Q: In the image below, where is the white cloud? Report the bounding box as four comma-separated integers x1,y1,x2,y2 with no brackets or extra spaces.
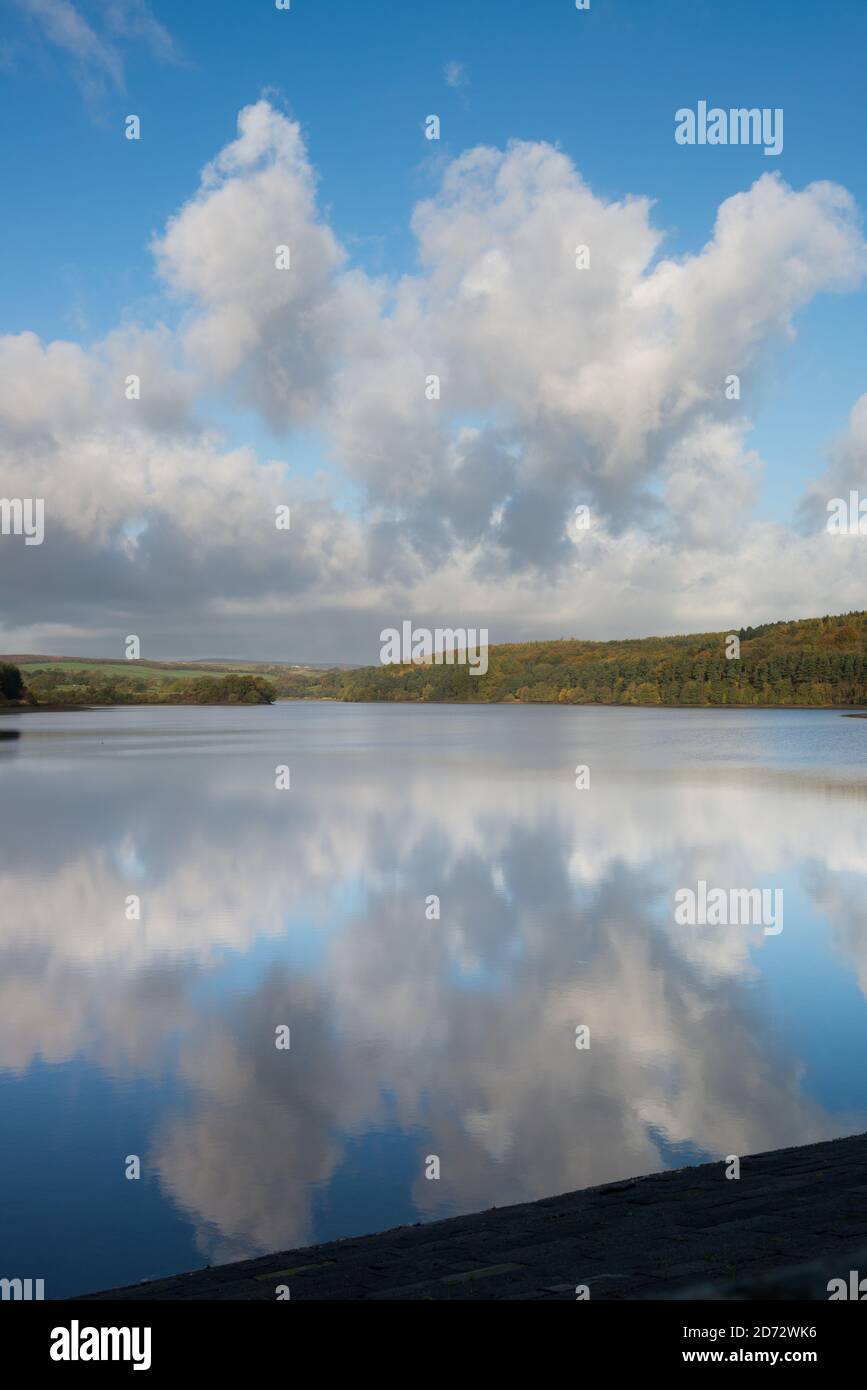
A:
153,101,350,428
14,0,122,87
3,101,867,658
799,391,867,532
12,0,179,105
98,0,178,63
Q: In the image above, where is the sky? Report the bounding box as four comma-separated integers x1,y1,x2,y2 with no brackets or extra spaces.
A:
1,0,866,662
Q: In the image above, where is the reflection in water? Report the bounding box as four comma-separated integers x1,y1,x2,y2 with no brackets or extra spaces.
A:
1,703,866,1294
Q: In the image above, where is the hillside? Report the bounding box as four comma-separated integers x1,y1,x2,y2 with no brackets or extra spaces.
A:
5,611,867,708
4,660,277,707
4,657,334,706
334,610,867,707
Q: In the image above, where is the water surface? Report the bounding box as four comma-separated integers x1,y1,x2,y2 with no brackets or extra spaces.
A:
1,703,866,1296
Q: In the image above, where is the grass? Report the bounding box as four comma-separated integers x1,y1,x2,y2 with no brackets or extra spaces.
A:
19,661,239,681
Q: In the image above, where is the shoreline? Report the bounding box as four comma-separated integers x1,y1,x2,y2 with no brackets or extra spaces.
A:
77,1130,867,1301
2,700,866,715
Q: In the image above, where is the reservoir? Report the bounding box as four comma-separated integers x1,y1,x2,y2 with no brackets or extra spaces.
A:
1,702,865,1296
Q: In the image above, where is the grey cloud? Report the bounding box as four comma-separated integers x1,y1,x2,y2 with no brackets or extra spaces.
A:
4,104,867,654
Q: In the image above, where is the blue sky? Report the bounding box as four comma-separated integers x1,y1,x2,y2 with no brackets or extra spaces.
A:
3,0,866,511
1,0,866,659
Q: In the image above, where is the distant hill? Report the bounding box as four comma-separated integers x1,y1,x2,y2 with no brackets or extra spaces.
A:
330,610,867,707
1,656,346,706
5,611,867,707
4,656,333,674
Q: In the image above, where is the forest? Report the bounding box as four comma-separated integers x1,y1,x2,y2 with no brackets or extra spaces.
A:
4,611,867,709
322,611,867,707
7,667,276,706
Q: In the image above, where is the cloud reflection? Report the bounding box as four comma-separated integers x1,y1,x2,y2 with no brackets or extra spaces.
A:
1,707,865,1266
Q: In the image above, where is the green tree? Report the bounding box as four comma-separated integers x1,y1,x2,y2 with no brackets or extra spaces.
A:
0,663,25,702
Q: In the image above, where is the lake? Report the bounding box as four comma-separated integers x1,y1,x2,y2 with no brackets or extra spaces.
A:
1,702,866,1297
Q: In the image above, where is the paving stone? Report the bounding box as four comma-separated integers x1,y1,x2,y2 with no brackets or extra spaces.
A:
76,1130,867,1301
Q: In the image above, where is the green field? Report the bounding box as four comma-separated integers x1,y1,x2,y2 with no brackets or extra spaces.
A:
4,659,279,707
19,661,241,681
2,655,343,706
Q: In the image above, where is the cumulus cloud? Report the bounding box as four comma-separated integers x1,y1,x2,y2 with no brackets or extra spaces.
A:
798,391,867,534
330,150,865,569
153,101,350,429
3,100,867,658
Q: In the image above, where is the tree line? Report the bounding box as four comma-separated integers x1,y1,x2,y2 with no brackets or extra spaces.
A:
292,611,867,707
5,611,867,709
13,667,276,706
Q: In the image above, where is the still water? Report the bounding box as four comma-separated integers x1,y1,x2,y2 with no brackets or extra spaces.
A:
1,702,866,1296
